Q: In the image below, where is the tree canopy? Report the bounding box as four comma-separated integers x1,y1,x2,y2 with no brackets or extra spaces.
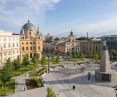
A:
87,51,92,58
54,38,60,41
77,37,91,41
46,87,57,97
72,52,76,58
66,50,70,57
41,54,47,67
22,53,29,70
93,52,98,61
110,53,113,59
56,55,61,64
35,53,40,60
80,51,84,61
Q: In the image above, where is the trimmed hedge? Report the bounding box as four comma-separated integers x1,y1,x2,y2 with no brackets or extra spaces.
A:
37,68,48,76
35,78,41,87
52,65,64,68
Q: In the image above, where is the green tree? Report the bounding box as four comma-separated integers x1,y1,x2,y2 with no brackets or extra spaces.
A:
47,53,50,73
46,87,57,97
75,50,78,56
93,52,98,62
0,58,13,90
12,59,20,76
17,55,21,65
80,51,84,61
77,37,91,41
87,51,92,58
112,51,116,58
66,50,70,58
35,53,40,60
22,53,29,70
41,54,47,67
99,52,101,59
110,53,113,60
51,54,55,61
32,57,39,69
29,69,37,87
56,55,61,65
54,38,60,41
72,52,76,58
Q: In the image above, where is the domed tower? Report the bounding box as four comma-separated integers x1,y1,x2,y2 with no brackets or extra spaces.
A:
68,30,75,42
20,20,43,59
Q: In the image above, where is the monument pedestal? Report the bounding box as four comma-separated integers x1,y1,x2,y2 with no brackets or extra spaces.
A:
95,69,115,82
95,49,115,82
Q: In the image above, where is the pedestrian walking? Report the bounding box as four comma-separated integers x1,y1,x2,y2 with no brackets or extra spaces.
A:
87,72,91,81
73,84,75,90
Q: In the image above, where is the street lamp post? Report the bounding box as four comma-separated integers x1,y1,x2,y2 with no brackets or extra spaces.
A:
47,53,50,73
113,85,117,97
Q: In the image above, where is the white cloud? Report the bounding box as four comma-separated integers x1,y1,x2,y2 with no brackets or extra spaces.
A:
0,0,61,27
72,17,117,35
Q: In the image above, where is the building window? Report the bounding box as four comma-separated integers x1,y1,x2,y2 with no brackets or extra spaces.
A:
72,48,74,50
13,56,15,59
23,37,24,39
22,54,24,57
33,42,35,44
9,37,10,41
56,47,57,49
76,48,77,50
4,44,6,48
9,44,10,47
78,48,79,50
26,42,28,45
26,47,28,50
4,37,6,41
13,43,14,47
33,47,35,50
22,47,24,50
4,52,6,55
22,42,24,44
29,32,31,35
17,37,18,40
39,37,40,39
30,38,31,40
30,42,32,44
30,47,32,50
17,43,18,46
38,42,40,44
17,50,18,53
13,51,15,54
13,37,14,41
4,58,6,61
38,46,40,50
9,52,10,55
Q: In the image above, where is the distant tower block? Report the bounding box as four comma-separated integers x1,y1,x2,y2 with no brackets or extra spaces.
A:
87,32,88,38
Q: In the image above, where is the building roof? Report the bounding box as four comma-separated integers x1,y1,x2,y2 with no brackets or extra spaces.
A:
81,41,101,43
51,42,59,46
58,42,66,47
23,20,36,30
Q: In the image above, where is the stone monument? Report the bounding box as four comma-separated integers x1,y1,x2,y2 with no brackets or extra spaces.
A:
95,40,115,82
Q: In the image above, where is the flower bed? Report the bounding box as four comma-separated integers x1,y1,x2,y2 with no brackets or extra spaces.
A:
35,78,41,87
37,68,48,76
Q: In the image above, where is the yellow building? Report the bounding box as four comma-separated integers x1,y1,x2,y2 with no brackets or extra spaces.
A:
20,20,43,59
80,41,102,55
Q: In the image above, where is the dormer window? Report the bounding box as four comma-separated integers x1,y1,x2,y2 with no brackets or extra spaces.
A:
29,32,31,35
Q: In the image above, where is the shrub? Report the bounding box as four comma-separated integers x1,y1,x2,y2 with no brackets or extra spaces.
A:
37,68,48,76
35,78,41,87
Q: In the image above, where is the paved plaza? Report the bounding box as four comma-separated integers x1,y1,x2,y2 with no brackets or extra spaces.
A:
3,58,117,97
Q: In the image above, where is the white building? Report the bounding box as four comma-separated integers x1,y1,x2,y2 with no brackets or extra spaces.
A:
0,30,20,66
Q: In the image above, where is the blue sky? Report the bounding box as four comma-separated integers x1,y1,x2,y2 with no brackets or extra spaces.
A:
0,0,117,38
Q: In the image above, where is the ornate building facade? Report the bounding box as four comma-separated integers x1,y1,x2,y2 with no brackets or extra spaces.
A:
0,30,20,65
20,20,43,59
51,31,80,56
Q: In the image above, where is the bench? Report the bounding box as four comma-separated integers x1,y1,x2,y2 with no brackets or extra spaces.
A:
6,92,12,96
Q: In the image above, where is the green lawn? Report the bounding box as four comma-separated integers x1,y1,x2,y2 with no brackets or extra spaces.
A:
13,64,34,77
66,58,84,62
38,60,55,65
0,79,15,96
